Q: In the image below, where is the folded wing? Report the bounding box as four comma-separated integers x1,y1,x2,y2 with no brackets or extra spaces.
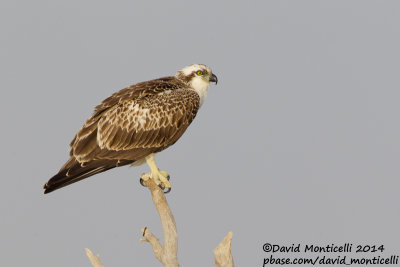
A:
44,83,200,193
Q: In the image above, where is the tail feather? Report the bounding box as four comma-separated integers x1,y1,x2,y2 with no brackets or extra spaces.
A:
43,158,133,194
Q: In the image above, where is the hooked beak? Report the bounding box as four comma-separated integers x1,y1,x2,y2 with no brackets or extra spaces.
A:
209,73,218,84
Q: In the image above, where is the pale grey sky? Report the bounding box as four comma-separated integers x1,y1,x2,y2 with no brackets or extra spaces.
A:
1,1,400,266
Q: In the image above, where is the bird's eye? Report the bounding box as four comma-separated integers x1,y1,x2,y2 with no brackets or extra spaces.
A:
196,70,203,75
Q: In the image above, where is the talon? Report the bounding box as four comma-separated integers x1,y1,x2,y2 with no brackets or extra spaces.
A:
140,163,172,193
140,173,152,187
144,155,172,193
159,170,170,179
164,187,171,194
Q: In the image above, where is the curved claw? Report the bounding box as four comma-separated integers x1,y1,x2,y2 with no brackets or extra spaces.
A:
164,187,171,194
140,172,171,193
157,183,171,194
162,175,170,193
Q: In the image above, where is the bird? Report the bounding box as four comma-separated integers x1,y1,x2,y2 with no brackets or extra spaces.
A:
43,64,218,194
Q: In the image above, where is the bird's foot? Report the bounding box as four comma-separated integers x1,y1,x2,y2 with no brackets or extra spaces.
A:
139,173,151,187
140,169,171,193
157,171,171,193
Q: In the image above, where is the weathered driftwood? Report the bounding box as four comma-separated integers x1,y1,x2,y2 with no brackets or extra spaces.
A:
85,248,104,267
214,232,234,267
140,178,180,266
86,178,234,267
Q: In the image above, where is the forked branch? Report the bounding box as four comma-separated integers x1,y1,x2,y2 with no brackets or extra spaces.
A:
140,178,180,267
85,248,104,267
86,178,234,267
214,232,234,267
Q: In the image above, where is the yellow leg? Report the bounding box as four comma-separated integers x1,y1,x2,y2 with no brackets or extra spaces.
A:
142,154,171,189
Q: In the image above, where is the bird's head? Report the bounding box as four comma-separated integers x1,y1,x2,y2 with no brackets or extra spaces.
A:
176,64,218,88
176,64,217,106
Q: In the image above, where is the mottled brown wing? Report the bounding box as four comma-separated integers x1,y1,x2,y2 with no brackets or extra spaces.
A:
71,88,200,162
92,76,183,117
69,77,189,161
97,89,200,152
44,77,197,193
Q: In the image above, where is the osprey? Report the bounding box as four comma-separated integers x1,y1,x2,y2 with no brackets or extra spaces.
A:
43,64,218,194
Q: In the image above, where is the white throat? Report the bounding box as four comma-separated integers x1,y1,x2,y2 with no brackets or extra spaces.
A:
177,64,213,108
190,78,209,107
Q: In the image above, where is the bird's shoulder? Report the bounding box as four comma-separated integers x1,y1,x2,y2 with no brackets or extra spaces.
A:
70,76,200,159
92,76,189,117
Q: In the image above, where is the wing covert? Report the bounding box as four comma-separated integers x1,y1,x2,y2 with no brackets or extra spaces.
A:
97,89,200,151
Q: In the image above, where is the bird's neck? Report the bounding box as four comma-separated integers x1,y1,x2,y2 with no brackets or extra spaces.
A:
189,78,209,107
176,73,209,107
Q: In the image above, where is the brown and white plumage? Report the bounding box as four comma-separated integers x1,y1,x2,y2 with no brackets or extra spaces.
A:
44,64,218,194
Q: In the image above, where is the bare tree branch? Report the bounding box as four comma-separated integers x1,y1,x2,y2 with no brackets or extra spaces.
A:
140,226,163,262
214,232,234,267
141,178,180,267
85,178,234,267
85,248,104,267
